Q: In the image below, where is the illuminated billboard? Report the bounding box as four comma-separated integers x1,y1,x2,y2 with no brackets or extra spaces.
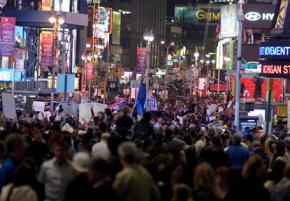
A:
175,5,220,25
259,41,290,59
260,61,290,78
220,4,238,38
95,7,113,34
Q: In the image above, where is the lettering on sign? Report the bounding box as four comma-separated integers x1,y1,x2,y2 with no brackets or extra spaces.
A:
260,63,290,78
195,9,221,21
260,46,290,56
245,11,274,22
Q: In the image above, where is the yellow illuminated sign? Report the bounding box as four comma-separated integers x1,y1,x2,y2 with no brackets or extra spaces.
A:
195,9,221,21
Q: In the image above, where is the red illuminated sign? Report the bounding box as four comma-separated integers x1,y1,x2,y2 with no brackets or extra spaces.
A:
260,61,290,78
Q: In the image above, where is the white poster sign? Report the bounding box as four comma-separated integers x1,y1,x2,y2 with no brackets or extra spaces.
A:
92,103,107,115
60,103,74,116
33,101,46,112
79,103,92,124
2,93,16,119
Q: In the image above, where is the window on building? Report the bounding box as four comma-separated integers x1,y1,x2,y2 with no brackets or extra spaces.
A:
121,38,131,49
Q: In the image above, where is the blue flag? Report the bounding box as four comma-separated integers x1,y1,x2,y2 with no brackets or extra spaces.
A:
135,80,146,115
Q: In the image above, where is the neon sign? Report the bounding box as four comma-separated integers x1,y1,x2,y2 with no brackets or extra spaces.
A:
259,46,290,56
259,41,290,59
260,62,290,78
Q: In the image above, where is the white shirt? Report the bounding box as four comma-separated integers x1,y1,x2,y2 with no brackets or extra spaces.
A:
38,158,75,201
0,184,38,201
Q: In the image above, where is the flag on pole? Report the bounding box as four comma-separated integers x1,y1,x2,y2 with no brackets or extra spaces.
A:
135,80,146,116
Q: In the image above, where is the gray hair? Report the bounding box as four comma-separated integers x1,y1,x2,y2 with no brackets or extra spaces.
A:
118,142,139,163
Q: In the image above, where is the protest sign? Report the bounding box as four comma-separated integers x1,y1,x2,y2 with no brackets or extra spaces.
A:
33,101,46,112
79,103,92,124
92,103,107,115
2,93,16,119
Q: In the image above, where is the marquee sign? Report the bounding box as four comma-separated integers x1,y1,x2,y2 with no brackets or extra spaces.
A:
260,61,290,78
259,41,290,59
175,5,221,25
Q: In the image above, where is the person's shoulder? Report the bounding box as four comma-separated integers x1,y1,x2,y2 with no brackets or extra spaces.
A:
2,157,16,170
41,158,55,168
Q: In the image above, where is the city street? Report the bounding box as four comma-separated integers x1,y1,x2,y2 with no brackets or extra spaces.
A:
0,0,289,201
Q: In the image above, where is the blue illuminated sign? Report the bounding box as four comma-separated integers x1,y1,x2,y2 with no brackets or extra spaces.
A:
259,41,290,59
260,46,290,56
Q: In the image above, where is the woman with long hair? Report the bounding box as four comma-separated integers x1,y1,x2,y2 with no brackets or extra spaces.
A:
193,163,223,201
0,159,39,201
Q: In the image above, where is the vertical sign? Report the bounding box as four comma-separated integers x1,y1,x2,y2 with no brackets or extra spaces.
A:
112,11,121,45
41,32,54,67
95,7,113,34
86,63,94,81
198,77,207,96
136,48,148,74
274,0,289,30
41,0,52,11
15,48,24,72
82,70,87,92
220,4,238,38
0,17,16,56
2,93,16,119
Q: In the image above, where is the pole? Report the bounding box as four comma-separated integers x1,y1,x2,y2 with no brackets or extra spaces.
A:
51,26,57,112
217,68,220,94
146,41,150,108
165,46,169,98
12,61,15,95
105,34,110,103
265,79,273,135
88,80,91,100
234,0,244,130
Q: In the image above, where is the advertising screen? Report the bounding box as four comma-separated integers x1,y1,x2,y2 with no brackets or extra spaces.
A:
220,4,238,38
260,61,290,78
259,41,290,59
175,5,220,25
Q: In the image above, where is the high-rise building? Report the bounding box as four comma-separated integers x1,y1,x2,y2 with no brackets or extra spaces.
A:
100,0,167,70
1,0,88,93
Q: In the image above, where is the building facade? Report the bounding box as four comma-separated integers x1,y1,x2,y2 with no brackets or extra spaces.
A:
1,0,88,94
101,0,167,70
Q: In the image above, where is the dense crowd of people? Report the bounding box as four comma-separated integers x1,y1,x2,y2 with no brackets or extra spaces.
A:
0,95,289,201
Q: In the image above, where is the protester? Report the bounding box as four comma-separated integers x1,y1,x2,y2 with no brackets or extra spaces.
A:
38,141,75,201
193,163,223,201
0,160,38,201
133,112,154,140
113,142,161,201
271,163,290,201
225,133,250,169
235,156,271,201
172,184,194,201
0,135,26,190
0,94,288,201
64,152,91,201
87,159,119,201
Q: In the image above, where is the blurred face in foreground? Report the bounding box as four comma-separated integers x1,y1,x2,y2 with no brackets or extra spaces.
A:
256,129,264,138
53,144,66,164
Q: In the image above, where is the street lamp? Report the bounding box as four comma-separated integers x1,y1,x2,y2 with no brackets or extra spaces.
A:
143,30,154,105
161,41,174,97
192,49,200,96
49,12,65,110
